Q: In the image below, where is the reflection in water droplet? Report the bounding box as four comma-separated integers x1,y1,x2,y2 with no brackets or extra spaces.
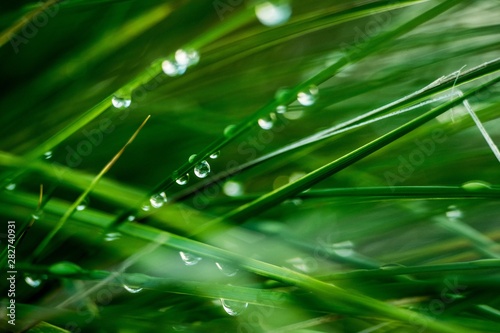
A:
150,192,168,209
194,160,210,178
258,113,277,130
5,183,16,191
104,232,122,242
123,284,143,294
331,241,354,257
223,181,244,197
112,95,131,109
175,49,200,67
446,205,463,220
215,262,239,277
209,151,220,159
162,59,187,77
255,1,292,27
25,275,42,288
44,151,53,159
223,124,238,138
220,299,248,316
179,251,202,266
175,173,190,185
297,85,319,106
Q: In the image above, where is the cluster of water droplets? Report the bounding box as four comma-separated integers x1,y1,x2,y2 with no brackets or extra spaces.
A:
162,48,200,77
255,1,292,27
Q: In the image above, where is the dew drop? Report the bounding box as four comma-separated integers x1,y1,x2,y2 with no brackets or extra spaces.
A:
25,275,42,288
175,48,200,67
286,257,315,273
209,151,220,159
5,183,16,191
112,95,131,109
141,203,151,212
297,85,319,106
150,192,168,209
188,154,197,163
127,215,136,222
223,181,244,197
43,151,53,159
380,263,406,270
76,197,89,211
215,262,239,277
31,209,44,221
161,59,187,77
104,232,122,242
461,180,492,192
258,112,277,130
194,160,210,178
223,124,238,138
276,105,287,114
179,251,202,266
175,173,190,185
255,1,292,27
123,284,143,294
331,241,354,257
220,299,248,316
283,109,304,120
446,205,463,220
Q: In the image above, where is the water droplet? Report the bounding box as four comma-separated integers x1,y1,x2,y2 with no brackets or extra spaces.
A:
188,154,197,163
283,109,304,120
161,59,187,77
215,262,239,277
112,95,131,109
331,241,354,257
175,173,190,185
275,87,291,102
31,210,44,220
104,232,121,242
175,48,200,67
380,263,406,270
127,215,136,222
461,180,491,192
258,112,277,130
446,205,463,220
286,257,315,272
194,160,210,178
223,181,244,197
209,151,220,159
276,105,287,114
224,124,238,138
141,203,151,212
76,197,89,211
179,251,202,266
297,85,319,106
255,1,292,27
5,183,16,191
123,284,143,294
150,192,168,209
220,299,248,316
25,275,42,288
43,151,53,159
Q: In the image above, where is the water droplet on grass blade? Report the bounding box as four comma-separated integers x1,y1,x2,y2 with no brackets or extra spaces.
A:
112,95,131,109
461,180,491,192
276,105,287,114
297,85,319,106
5,183,16,191
32,209,44,220
210,151,220,159
175,173,190,185
223,124,238,138
150,192,167,208
255,1,292,27
104,232,122,242
25,275,42,288
215,262,239,277
258,113,277,130
76,197,89,211
179,251,202,266
331,241,354,257
44,151,52,159
123,284,143,294
141,203,151,212
220,299,248,316
194,160,210,178
175,48,200,67
161,59,187,77
446,205,463,220
188,154,197,163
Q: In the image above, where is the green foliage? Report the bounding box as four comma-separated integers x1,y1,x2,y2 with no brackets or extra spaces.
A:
1,1,500,332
